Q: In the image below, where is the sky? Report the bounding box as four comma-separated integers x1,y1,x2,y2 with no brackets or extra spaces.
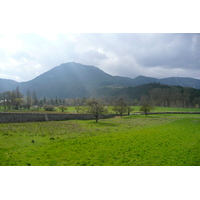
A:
0,33,200,82
0,1,200,83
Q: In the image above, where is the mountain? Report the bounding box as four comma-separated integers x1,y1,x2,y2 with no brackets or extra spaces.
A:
19,62,137,98
132,76,200,89
160,77,200,88
1,62,140,98
0,78,18,92
1,62,200,98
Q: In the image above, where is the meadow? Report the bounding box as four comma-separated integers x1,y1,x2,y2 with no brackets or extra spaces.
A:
0,113,200,166
0,105,199,113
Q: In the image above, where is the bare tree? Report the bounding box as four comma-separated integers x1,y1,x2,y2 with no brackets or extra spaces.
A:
58,105,68,112
112,98,127,116
195,104,199,111
127,106,134,115
74,106,82,113
86,99,105,122
140,104,152,116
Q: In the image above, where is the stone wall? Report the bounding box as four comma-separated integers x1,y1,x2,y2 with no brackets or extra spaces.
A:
133,111,200,115
146,112,200,115
0,112,117,123
1,111,199,123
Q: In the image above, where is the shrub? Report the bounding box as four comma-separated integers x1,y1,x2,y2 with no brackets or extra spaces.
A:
58,105,67,112
32,105,40,111
44,104,55,111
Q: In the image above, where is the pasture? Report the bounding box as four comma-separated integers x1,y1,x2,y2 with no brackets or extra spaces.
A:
0,114,200,166
0,105,199,113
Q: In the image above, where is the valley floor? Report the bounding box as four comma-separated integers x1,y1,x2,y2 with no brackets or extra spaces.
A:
0,114,200,166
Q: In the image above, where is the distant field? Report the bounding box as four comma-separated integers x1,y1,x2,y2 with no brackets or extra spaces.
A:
0,114,200,166
59,106,200,113
1,106,199,113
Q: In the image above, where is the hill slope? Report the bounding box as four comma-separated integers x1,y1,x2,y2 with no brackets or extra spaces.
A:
92,82,200,107
19,62,137,98
1,62,200,98
0,78,18,92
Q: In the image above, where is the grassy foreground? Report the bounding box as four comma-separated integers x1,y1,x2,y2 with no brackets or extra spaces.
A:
0,114,200,166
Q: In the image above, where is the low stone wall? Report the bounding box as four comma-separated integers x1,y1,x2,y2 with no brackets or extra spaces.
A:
134,111,200,115
0,112,117,123
148,111,200,115
1,111,199,123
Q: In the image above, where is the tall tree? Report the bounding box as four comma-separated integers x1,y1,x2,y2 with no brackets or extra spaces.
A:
32,91,38,105
55,96,58,105
5,91,12,110
2,93,6,110
14,98,24,110
26,90,32,110
11,90,17,109
16,86,23,98
11,87,23,110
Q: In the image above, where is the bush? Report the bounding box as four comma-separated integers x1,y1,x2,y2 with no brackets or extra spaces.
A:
44,104,55,111
32,105,40,111
58,105,67,112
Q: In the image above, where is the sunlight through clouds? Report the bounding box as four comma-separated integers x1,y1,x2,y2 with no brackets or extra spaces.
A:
0,33,200,81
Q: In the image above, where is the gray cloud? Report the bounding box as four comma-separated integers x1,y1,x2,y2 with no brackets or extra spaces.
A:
0,33,200,82
133,34,200,69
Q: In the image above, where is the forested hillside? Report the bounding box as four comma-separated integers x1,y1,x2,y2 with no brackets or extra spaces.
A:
91,83,200,108
1,62,200,99
1,82,200,110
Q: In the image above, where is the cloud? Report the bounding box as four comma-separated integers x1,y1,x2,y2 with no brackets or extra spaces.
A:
0,33,200,81
133,34,200,69
76,49,109,66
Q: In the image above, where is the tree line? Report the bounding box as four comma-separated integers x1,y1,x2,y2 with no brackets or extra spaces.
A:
0,87,87,110
1,83,200,112
92,83,200,108
0,87,38,110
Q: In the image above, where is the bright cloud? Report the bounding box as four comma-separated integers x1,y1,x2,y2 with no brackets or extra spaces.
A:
0,33,200,82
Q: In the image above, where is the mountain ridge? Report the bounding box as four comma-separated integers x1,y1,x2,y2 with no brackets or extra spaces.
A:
1,62,200,98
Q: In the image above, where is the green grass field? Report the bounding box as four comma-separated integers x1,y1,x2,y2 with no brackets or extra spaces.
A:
1,105,199,113
0,114,200,166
